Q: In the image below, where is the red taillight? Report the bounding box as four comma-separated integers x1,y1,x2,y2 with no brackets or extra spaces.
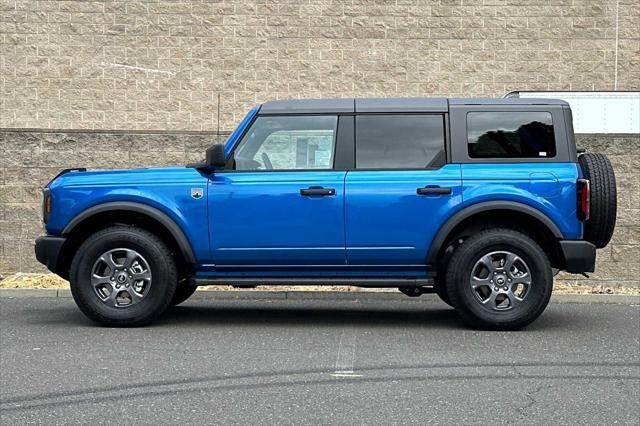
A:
577,179,590,221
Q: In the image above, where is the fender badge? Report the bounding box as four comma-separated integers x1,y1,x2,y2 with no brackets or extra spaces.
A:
191,188,203,199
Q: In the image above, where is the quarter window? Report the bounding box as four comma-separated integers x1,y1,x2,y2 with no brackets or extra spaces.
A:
467,111,556,158
234,115,337,170
355,115,446,169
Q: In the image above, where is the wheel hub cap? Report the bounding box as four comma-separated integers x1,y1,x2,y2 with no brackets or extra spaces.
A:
91,248,152,308
470,250,532,311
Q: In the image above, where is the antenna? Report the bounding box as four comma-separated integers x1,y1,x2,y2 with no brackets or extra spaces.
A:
217,92,221,144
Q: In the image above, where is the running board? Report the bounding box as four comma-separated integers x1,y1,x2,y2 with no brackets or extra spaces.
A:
190,277,434,287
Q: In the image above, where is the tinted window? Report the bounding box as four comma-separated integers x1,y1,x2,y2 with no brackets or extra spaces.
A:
355,115,445,169
467,112,556,158
234,116,337,170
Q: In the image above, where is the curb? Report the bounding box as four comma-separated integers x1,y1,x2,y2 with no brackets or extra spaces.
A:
0,288,638,305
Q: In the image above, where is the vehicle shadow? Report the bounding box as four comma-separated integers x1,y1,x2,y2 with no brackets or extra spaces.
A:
160,303,462,328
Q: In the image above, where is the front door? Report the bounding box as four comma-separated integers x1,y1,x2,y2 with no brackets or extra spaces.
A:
208,114,346,266
345,114,463,267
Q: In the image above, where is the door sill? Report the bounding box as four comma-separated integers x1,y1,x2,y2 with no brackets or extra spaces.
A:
190,276,434,287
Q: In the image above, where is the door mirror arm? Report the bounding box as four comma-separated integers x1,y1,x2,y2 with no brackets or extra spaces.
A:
187,144,227,171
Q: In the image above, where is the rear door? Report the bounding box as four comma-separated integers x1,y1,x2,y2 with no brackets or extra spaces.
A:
344,114,463,268
208,115,347,266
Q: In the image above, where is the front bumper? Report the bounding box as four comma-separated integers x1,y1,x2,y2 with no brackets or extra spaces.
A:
560,240,596,273
35,236,66,273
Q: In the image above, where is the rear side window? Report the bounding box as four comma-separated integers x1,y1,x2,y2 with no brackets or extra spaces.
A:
467,111,556,158
355,115,446,169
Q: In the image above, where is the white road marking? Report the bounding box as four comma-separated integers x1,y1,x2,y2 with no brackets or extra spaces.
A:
332,327,359,378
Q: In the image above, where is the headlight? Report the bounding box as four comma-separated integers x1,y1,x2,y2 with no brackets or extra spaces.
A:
42,188,51,224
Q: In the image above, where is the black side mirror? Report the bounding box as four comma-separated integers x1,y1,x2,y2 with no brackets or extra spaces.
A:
188,144,226,170
205,144,226,168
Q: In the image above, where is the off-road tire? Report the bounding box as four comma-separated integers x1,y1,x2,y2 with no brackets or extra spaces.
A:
578,152,617,248
70,226,177,327
171,284,197,306
445,228,553,331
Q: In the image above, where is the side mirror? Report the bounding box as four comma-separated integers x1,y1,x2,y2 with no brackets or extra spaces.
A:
205,144,226,168
188,144,226,170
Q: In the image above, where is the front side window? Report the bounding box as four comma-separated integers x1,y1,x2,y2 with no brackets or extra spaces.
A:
233,115,337,171
467,111,556,158
355,114,446,169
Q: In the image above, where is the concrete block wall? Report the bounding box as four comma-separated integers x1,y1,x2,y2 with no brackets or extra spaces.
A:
1,0,639,131
0,130,637,289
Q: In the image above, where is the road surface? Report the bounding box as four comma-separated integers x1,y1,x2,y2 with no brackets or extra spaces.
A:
1,296,638,424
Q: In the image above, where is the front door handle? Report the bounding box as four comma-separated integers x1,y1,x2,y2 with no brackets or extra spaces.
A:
417,186,452,196
300,187,335,196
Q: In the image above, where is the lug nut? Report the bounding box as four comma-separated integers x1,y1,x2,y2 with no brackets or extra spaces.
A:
110,277,114,281
116,284,121,289
494,286,499,291
490,279,493,283
503,286,508,291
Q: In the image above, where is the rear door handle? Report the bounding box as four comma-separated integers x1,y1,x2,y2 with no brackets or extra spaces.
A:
300,187,335,196
417,186,452,195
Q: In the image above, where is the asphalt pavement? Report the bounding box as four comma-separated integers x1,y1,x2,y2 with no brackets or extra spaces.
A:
1,296,639,425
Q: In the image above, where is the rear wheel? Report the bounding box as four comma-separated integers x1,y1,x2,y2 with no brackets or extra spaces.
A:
70,226,177,326
445,228,552,330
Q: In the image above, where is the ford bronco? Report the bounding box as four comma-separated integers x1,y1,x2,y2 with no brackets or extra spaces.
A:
35,98,617,330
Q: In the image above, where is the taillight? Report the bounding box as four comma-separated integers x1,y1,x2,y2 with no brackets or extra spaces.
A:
577,179,590,221
42,188,51,224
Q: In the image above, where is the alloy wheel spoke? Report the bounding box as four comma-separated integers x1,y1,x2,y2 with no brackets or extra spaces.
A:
132,270,151,281
478,254,496,274
90,273,111,289
503,252,518,272
100,253,118,271
481,290,498,307
471,276,491,289
507,292,523,308
123,249,137,269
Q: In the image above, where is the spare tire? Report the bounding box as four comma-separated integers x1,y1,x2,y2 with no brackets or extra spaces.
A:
578,153,617,248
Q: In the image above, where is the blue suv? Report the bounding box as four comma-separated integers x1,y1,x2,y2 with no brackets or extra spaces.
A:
35,98,617,330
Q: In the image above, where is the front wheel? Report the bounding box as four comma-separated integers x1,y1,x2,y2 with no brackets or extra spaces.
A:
70,226,178,327
445,229,553,331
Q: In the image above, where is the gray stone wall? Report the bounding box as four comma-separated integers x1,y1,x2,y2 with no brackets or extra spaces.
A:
0,130,637,289
1,1,639,131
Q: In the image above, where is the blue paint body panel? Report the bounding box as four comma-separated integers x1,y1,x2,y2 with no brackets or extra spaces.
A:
344,165,463,265
47,167,210,261
208,171,347,265
461,163,582,239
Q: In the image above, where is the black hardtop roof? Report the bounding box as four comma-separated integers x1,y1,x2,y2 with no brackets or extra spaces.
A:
259,97,568,114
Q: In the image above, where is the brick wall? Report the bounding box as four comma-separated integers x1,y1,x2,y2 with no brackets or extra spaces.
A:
0,130,638,289
1,1,639,131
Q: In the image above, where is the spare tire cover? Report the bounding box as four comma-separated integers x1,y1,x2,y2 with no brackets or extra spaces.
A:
578,153,617,248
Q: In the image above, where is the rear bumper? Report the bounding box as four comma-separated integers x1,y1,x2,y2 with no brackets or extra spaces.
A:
34,236,66,273
560,240,596,273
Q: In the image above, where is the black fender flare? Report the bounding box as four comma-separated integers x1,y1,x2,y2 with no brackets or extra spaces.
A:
426,201,563,265
62,201,196,264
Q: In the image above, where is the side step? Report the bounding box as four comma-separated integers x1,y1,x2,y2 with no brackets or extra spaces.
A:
191,277,434,287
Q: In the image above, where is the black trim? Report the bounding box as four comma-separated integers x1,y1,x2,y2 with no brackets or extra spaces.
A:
334,115,355,170
448,104,571,164
62,202,196,264
191,277,434,287
35,236,66,273
560,240,596,273
426,201,563,265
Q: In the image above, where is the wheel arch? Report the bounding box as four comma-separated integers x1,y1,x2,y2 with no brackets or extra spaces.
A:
57,202,196,279
427,201,564,268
